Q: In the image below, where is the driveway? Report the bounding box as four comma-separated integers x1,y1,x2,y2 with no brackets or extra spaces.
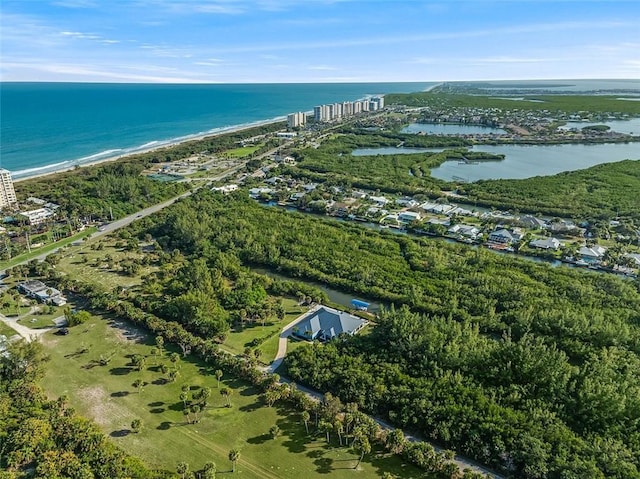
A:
0,308,65,342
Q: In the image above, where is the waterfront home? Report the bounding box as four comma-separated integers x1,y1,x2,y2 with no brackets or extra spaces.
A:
398,211,421,223
420,202,456,215
579,245,607,262
292,306,368,342
529,237,563,250
624,253,640,266
249,187,273,199
488,228,515,244
520,215,547,229
448,224,480,239
396,197,419,208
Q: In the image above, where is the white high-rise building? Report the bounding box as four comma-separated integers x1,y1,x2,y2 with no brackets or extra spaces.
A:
287,112,306,128
0,169,17,209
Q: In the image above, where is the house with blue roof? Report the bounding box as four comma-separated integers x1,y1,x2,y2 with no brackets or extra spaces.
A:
292,306,368,342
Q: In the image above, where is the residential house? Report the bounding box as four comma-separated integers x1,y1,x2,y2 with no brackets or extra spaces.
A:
395,197,419,208
420,202,456,215
249,187,273,199
529,237,562,250
488,228,514,244
623,253,640,266
211,184,238,194
351,190,368,200
369,195,390,207
18,280,67,306
520,215,547,229
448,224,480,239
579,245,607,262
292,306,368,342
398,211,421,223
329,202,350,217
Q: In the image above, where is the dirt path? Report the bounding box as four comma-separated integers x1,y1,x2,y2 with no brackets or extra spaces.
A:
0,308,65,342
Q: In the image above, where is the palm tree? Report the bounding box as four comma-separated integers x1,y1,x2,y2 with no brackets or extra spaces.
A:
131,418,142,433
228,449,240,473
301,410,310,434
132,378,144,394
352,435,371,469
215,369,223,388
220,387,232,407
176,461,189,479
202,461,216,479
319,420,332,443
269,424,281,439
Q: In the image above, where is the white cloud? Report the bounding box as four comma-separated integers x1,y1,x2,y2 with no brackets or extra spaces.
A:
308,65,337,71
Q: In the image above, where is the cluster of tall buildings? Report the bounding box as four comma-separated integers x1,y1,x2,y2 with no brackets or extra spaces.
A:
286,111,307,129
286,96,386,128
313,96,384,123
0,169,17,209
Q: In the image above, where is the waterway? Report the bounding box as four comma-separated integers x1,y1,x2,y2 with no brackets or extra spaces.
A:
251,266,382,312
559,117,640,135
351,146,449,156
430,142,640,181
401,123,505,135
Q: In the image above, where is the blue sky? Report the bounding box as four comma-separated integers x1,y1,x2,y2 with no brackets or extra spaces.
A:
1,0,639,83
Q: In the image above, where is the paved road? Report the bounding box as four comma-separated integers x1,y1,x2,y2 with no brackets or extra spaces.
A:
266,304,320,373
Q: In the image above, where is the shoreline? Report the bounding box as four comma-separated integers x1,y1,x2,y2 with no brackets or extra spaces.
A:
13,116,286,184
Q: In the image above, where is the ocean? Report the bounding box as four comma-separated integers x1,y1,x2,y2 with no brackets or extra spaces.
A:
3,80,639,180
0,82,432,179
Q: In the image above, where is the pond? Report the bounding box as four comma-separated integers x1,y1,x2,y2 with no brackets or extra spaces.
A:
401,123,506,135
430,142,640,181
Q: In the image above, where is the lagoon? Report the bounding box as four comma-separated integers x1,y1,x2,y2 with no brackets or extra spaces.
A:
401,123,505,135
430,142,640,182
559,117,640,135
351,146,449,156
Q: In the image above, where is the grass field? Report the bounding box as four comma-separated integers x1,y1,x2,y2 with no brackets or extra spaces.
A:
0,321,17,338
17,307,63,329
225,144,264,158
0,228,97,271
40,315,425,478
223,299,307,363
56,238,158,290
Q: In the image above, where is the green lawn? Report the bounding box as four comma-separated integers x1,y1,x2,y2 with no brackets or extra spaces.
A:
225,144,263,158
17,307,63,329
40,315,425,478
223,299,308,363
0,321,17,338
56,239,157,290
0,228,97,271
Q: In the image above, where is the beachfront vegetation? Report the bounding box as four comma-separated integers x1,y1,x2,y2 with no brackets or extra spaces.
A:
115,190,640,478
14,161,188,221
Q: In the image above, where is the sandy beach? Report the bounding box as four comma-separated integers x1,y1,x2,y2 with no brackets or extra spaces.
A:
13,116,286,183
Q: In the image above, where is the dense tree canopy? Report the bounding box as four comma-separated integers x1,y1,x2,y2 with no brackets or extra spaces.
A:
127,190,640,477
